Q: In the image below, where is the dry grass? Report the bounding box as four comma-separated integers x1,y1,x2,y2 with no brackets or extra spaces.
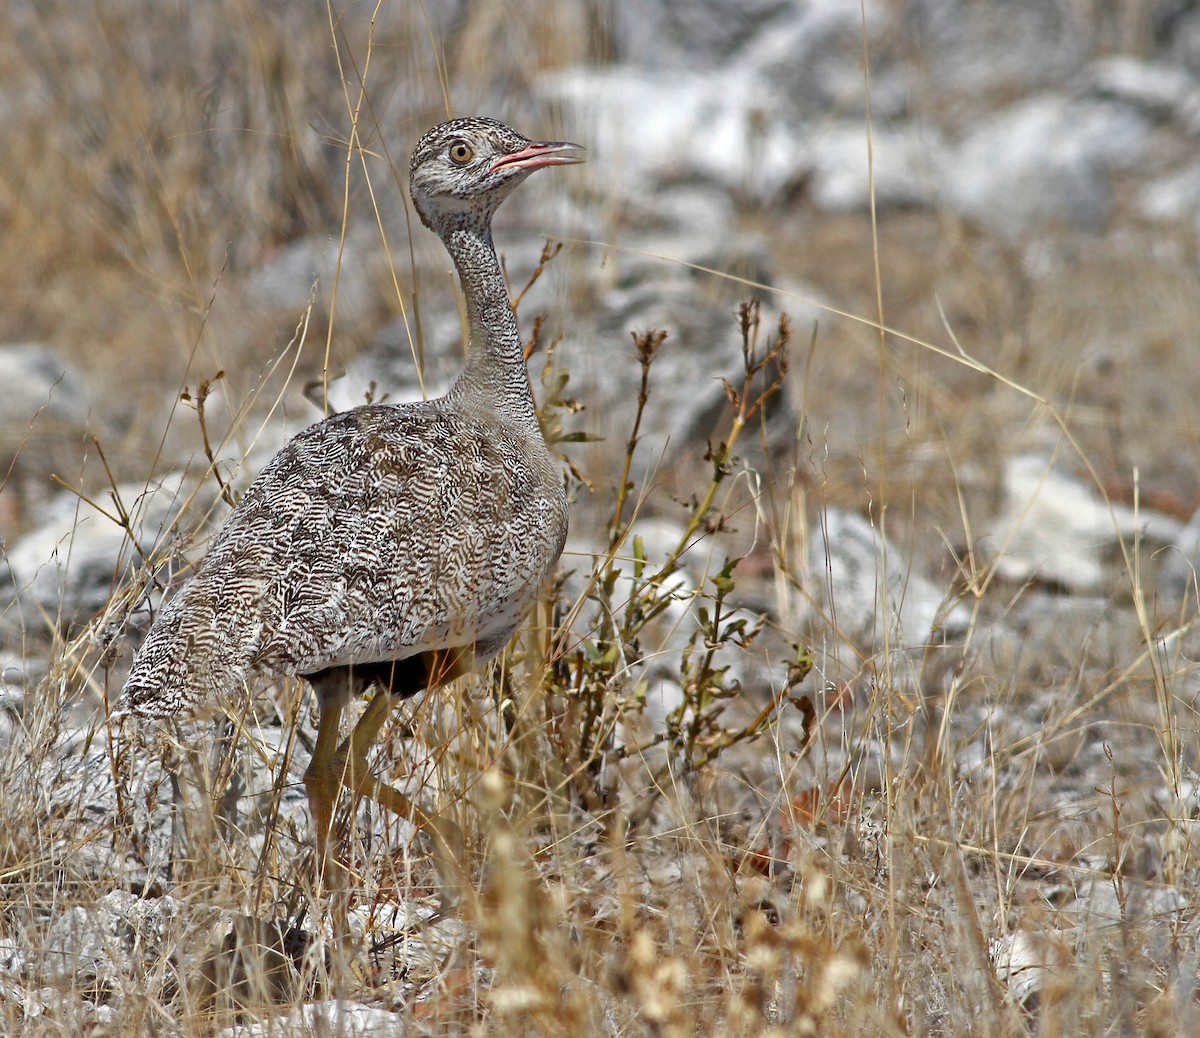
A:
1,2,1199,1035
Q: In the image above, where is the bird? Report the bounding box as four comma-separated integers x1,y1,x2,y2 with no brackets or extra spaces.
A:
119,116,583,934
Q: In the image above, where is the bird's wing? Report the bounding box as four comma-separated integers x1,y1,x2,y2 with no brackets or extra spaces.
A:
122,402,562,714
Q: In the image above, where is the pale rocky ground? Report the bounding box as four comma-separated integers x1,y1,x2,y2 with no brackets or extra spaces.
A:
2,0,1200,1034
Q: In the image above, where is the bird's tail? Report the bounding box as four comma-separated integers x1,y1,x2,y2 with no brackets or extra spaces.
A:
118,584,251,717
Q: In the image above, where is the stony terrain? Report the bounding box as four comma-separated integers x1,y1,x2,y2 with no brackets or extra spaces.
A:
2,0,1200,1034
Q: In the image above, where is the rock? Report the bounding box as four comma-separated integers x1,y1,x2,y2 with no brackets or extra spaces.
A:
1160,504,1200,603
808,121,948,213
945,96,1151,236
564,277,756,469
0,343,89,432
43,891,181,999
981,454,1182,595
330,307,465,415
607,0,794,67
1087,54,1200,131
1138,161,1200,226
1158,4,1200,73
216,1000,407,1038
563,516,765,770
0,656,36,749
244,230,379,328
802,507,971,678
993,928,1071,1009
538,65,804,203
742,0,904,120
44,741,178,883
0,343,92,522
0,979,115,1032
0,652,45,694
901,0,1091,103
1,472,192,638
1065,873,1187,930
649,183,739,236
552,242,818,485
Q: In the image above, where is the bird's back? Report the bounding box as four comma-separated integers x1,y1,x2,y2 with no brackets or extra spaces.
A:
122,399,567,716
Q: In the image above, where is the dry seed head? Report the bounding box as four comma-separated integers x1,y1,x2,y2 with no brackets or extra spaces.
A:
480,766,509,812
489,984,547,1014
806,944,866,1015
627,931,686,1026
743,910,784,975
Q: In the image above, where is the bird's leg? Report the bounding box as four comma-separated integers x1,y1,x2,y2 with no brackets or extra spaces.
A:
304,702,344,876
333,689,466,912
302,700,355,972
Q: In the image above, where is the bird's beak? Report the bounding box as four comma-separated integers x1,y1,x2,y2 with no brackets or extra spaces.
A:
490,139,586,174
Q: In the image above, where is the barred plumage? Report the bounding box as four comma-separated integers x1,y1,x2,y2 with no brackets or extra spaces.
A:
118,117,583,934
122,401,565,713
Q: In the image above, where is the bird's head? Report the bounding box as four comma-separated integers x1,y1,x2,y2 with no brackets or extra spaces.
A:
409,117,583,236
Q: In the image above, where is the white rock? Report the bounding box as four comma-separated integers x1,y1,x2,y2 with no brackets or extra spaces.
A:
1,473,190,629
217,1000,407,1038
565,517,760,736
608,0,794,66
981,454,1182,594
245,231,378,327
1065,876,1186,929
0,652,43,693
44,891,181,995
1088,55,1200,131
945,96,1150,236
808,122,948,213
1138,161,1200,225
1159,504,1200,603
0,343,92,520
0,342,89,431
806,507,970,659
906,0,1090,101
648,183,738,236
538,65,803,202
559,270,808,478
739,0,902,119
1161,10,1200,70
992,928,1069,1007
42,742,178,881
331,310,460,415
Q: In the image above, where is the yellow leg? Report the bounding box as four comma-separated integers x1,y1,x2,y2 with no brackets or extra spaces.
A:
332,692,465,912
304,688,465,932
302,701,354,980
303,702,345,880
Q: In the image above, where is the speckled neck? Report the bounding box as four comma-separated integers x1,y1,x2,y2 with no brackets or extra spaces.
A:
443,224,540,433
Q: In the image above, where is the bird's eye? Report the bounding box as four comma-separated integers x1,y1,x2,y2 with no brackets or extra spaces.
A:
448,141,474,165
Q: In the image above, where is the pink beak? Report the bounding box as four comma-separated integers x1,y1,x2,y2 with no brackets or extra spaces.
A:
490,139,585,174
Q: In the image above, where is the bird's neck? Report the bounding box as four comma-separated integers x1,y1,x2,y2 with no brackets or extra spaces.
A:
443,225,540,432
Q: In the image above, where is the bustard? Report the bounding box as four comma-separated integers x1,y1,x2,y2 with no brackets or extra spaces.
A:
119,117,582,929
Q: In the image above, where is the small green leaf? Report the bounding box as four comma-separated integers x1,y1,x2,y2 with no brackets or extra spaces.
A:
711,556,741,596
632,533,646,578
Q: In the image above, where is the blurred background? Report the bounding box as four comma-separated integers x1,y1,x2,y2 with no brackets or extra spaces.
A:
3,1,1200,1030
2,0,1198,593
6,0,1200,772
4,0,1200,750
